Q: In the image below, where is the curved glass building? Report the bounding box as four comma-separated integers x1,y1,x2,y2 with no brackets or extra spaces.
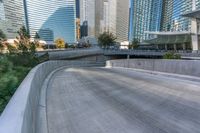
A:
24,0,76,43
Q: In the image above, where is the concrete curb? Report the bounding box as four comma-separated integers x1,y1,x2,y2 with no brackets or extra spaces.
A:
36,66,66,133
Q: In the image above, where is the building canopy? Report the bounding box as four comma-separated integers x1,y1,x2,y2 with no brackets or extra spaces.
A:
181,9,200,19
145,34,191,45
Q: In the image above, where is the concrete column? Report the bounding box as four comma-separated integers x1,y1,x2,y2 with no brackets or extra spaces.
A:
191,1,199,52
156,44,159,50
191,18,199,52
183,43,186,50
165,44,168,51
174,44,177,51
127,55,130,59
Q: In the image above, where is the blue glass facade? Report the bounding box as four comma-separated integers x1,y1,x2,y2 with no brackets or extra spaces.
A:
149,0,163,32
161,0,193,32
172,0,192,31
161,0,173,31
129,0,163,41
196,0,200,9
24,0,76,43
129,0,200,42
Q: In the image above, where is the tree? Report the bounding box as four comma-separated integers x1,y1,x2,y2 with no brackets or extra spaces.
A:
98,32,117,48
0,29,6,40
17,26,30,39
65,43,68,48
0,30,6,52
6,26,37,54
33,32,40,50
163,52,181,59
17,26,32,53
55,38,65,48
129,38,139,49
34,32,40,40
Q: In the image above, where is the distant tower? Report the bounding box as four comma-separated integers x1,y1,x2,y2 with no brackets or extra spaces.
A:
129,0,163,42
24,0,76,43
108,0,129,42
103,1,109,32
80,0,95,37
161,0,193,32
161,0,173,31
0,0,25,39
0,0,5,21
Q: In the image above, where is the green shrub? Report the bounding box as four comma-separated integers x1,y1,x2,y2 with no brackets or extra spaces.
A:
163,52,181,59
6,53,39,67
0,54,43,113
98,32,117,48
0,56,13,73
0,26,49,113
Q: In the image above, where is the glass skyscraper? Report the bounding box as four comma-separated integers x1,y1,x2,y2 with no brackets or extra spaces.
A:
161,0,173,31
129,0,163,42
0,0,25,39
137,0,200,51
129,0,200,42
196,0,200,9
161,0,193,32
150,0,163,32
0,0,5,21
24,0,76,43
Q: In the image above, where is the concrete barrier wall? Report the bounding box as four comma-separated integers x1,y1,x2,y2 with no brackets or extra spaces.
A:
48,48,103,60
106,59,200,77
0,60,100,133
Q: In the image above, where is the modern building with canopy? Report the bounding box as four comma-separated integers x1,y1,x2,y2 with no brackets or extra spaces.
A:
143,0,200,52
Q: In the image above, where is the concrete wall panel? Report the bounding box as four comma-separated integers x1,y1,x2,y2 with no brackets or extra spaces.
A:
106,59,200,77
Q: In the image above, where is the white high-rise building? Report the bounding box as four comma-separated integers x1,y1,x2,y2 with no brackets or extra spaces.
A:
103,1,109,32
80,0,129,42
0,0,25,39
95,0,103,37
80,0,95,36
108,0,117,36
107,0,129,42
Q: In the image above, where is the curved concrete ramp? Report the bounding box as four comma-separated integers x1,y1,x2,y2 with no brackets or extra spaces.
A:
46,67,200,133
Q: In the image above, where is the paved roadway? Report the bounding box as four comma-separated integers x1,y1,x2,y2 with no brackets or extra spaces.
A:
46,67,200,133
